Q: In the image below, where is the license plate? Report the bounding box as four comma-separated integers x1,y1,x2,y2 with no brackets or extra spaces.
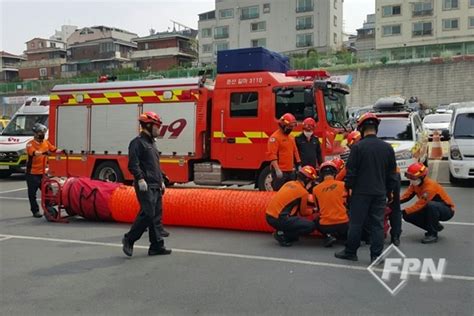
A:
0,165,9,170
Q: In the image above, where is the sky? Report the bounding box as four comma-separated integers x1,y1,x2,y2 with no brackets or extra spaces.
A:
0,0,375,55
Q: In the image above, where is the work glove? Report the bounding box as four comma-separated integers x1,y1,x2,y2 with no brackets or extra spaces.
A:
138,179,148,192
161,182,166,195
275,168,283,179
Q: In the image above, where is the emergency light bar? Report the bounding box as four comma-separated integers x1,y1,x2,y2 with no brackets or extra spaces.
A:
285,70,330,80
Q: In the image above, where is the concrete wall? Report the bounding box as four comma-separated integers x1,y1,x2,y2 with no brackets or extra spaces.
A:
335,59,474,107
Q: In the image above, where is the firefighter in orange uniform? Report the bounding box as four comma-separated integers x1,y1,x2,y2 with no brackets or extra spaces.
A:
313,161,349,247
265,165,317,247
401,162,455,244
267,113,301,191
25,123,58,218
335,131,361,181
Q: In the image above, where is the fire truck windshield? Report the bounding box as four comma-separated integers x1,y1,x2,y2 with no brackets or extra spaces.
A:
275,88,315,121
324,90,348,128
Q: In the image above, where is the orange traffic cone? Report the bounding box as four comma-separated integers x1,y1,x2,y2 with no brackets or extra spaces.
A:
430,130,443,160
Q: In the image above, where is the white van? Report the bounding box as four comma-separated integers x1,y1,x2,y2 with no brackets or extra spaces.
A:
449,104,474,183
0,96,49,178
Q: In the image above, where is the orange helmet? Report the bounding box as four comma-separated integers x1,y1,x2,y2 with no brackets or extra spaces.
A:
332,157,345,172
357,112,380,129
319,161,338,174
279,113,297,127
347,131,361,147
139,111,162,126
405,162,428,180
298,165,318,181
302,117,316,129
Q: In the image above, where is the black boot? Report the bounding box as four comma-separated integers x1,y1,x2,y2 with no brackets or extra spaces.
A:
122,236,134,257
437,223,444,232
335,249,358,261
148,246,172,256
159,228,170,237
273,231,292,247
391,236,400,247
324,234,337,248
421,234,438,244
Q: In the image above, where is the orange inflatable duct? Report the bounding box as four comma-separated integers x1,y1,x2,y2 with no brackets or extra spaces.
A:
46,177,276,232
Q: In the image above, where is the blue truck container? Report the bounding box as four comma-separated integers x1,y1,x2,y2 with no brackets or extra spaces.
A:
217,47,290,74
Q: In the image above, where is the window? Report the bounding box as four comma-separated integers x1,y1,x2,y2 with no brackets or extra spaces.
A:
334,15,337,27
241,6,259,20
378,118,413,141
413,22,432,36
443,0,458,10
39,42,44,48
230,92,258,117
453,113,474,138
471,0,474,7
202,28,212,38
333,33,337,44
214,26,229,39
296,33,313,47
1,114,48,136
443,19,459,30
251,21,266,32
324,91,348,127
275,89,315,121
219,8,234,19
296,0,313,13
251,38,266,47
99,42,115,53
296,16,313,30
215,42,229,52
144,43,149,50
470,17,474,28
199,11,216,21
382,25,401,36
51,42,56,48
413,2,433,16
382,5,401,17
202,44,212,53
263,3,270,13
334,0,337,9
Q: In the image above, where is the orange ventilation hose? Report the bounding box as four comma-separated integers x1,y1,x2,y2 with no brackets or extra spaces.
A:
109,187,275,232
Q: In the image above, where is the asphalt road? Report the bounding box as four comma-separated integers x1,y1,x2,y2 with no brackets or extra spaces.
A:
0,173,473,316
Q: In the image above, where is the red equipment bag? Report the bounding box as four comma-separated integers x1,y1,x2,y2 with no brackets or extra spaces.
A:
61,177,121,221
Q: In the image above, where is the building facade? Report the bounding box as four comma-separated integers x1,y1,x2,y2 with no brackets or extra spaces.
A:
62,26,137,77
18,38,67,80
355,14,384,62
50,25,77,43
375,0,474,60
132,30,198,72
0,51,25,82
198,0,344,65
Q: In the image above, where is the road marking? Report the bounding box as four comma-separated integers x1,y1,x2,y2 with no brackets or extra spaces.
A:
0,197,34,201
0,236,12,242
0,233,473,282
431,160,440,180
444,221,474,226
0,187,27,194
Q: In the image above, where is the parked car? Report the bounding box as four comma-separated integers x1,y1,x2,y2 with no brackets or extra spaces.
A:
423,113,451,141
376,110,429,181
448,104,474,183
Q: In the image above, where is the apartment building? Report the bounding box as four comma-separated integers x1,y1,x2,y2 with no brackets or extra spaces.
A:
132,29,198,71
355,14,384,62
62,26,137,77
375,0,474,60
18,38,67,80
198,0,343,65
0,51,25,82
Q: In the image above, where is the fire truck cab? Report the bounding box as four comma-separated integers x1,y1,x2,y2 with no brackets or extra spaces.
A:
48,48,350,190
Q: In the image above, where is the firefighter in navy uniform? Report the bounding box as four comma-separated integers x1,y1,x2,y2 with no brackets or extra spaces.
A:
295,117,323,169
335,113,397,263
265,165,318,247
267,113,301,191
122,111,171,257
25,123,58,218
402,162,455,244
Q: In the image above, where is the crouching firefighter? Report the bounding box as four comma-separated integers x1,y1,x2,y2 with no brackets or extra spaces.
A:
312,161,349,247
401,162,455,244
122,111,171,257
265,166,318,247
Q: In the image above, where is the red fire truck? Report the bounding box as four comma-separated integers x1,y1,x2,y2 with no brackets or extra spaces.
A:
48,52,350,191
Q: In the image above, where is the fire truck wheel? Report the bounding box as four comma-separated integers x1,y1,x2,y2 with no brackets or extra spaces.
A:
257,166,274,192
93,161,124,183
0,170,12,179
